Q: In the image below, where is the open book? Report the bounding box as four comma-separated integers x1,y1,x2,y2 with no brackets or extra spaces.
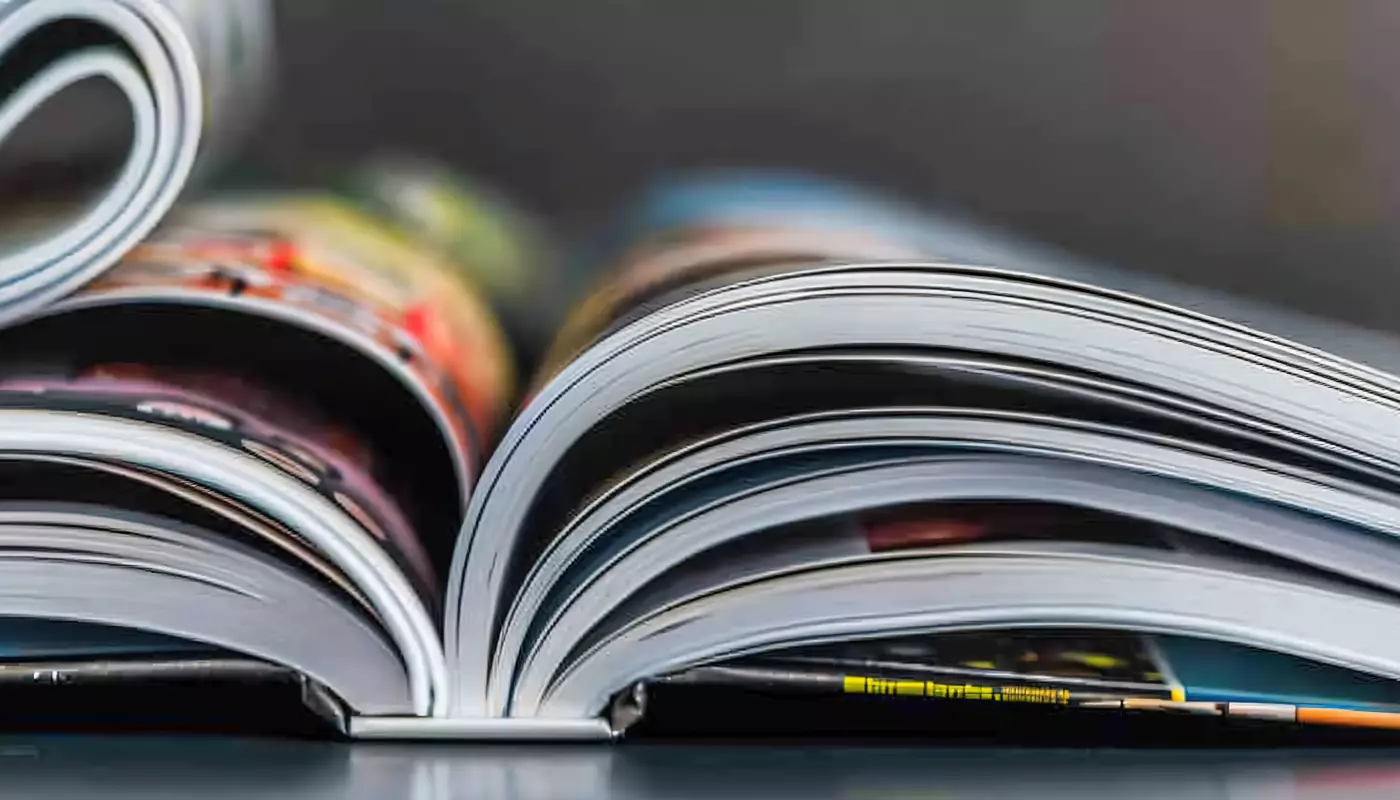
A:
10,2,1400,742
0,164,1400,739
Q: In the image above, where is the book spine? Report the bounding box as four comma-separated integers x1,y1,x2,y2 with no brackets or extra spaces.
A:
348,716,615,741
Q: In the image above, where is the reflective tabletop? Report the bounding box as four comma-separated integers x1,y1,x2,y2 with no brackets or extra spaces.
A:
7,736,1400,800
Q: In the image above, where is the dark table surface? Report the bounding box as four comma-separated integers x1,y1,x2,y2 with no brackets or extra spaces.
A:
7,735,1400,799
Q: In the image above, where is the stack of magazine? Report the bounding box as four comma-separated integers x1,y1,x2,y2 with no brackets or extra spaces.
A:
9,0,1400,741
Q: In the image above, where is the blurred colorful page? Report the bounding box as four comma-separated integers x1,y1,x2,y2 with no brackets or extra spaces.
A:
535,171,932,385
88,188,517,465
338,156,561,356
0,365,439,608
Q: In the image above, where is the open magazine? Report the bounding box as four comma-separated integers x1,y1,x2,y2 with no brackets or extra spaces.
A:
1,163,1400,740
10,3,1400,741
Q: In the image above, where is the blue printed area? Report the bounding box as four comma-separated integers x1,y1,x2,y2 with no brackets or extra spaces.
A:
0,617,203,660
1160,635,1400,710
608,169,1079,274
622,171,933,238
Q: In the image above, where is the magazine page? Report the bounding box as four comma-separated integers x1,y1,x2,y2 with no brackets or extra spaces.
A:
533,531,1400,721
539,171,1400,382
540,491,1400,731
0,162,547,576
495,396,1400,716
0,364,439,609
0,452,419,716
0,155,563,725
0,450,373,612
0,361,450,716
450,170,1400,719
532,172,931,387
86,183,519,455
511,500,1173,715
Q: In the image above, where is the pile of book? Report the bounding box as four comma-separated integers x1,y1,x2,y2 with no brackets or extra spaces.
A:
8,0,1400,741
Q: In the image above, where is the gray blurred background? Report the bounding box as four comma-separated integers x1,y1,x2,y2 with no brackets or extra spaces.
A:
241,0,1400,330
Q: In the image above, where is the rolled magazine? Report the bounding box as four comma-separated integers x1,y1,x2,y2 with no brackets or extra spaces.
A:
0,0,269,320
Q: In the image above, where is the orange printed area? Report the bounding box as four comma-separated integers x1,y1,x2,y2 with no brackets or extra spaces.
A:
92,194,517,470
1298,707,1400,731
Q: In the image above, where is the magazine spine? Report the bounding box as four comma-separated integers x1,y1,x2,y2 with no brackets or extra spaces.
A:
348,716,616,741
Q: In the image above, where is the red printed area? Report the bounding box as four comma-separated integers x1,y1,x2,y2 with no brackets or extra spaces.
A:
859,502,1166,553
